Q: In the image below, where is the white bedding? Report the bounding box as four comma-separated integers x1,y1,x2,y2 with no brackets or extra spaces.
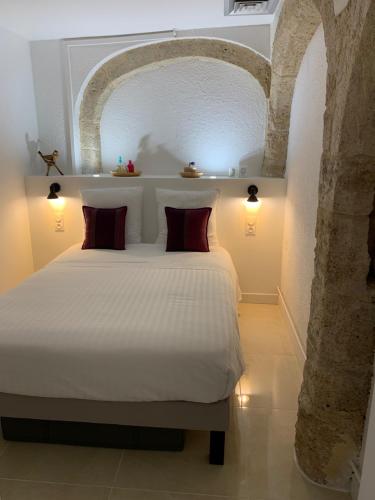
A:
0,244,244,403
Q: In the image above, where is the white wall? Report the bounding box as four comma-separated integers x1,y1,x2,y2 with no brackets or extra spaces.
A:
30,40,68,175
25,176,286,303
30,25,271,175
0,0,273,40
270,0,284,52
0,27,39,293
101,58,266,177
280,25,327,351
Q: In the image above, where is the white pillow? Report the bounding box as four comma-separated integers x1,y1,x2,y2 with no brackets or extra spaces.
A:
156,188,220,247
80,187,143,244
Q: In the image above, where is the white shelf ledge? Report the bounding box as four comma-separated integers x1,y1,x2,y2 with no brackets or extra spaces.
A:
27,174,284,181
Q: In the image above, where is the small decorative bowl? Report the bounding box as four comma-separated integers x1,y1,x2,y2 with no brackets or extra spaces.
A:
180,171,204,178
111,171,141,177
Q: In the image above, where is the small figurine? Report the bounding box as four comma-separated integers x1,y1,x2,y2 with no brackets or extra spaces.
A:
185,161,197,173
38,150,64,176
113,155,126,175
180,161,203,178
111,156,140,177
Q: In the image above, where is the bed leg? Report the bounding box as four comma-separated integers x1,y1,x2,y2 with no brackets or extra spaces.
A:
209,431,225,465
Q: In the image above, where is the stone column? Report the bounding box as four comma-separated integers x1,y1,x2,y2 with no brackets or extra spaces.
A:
295,0,375,485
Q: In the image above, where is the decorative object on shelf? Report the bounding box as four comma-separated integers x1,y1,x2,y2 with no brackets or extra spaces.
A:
111,170,141,177
180,161,204,178
111,157,141,177
239,166,248,178
113,155,126,175
38,150,64,176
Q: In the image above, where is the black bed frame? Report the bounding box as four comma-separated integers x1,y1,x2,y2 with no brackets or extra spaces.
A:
1,417,226,465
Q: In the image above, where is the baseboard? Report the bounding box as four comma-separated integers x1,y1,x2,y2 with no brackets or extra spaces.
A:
241,293,279,305
277,287,307,372
288,298,360,498
294,451,350,493
350,460,361,500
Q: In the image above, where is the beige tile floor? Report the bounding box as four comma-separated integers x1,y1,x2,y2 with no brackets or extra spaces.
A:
0,304,351,500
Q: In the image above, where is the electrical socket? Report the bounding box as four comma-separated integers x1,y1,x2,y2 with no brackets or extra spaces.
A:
55,216,64,232
246,223,256,236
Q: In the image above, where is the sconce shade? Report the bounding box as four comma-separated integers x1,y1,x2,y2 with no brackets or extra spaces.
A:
247,185,259,203
47,183,61,200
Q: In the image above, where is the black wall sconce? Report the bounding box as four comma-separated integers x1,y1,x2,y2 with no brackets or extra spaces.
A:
244,185,261,236
47,183,61,200
247,185,259,203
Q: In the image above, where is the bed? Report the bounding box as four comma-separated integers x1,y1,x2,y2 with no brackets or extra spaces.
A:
0,243,244,464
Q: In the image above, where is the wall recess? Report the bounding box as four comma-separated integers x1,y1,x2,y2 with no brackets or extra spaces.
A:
224,0,280,16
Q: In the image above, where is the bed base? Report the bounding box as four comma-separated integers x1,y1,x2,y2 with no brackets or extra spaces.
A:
0,393,229,465
1,417,185,451
209,430,226,465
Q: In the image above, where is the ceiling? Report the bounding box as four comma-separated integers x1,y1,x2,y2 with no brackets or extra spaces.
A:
0,0,276,41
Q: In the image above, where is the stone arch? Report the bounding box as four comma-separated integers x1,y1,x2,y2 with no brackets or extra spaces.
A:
277,0,375,490
79,38,271,174
262,0,322,177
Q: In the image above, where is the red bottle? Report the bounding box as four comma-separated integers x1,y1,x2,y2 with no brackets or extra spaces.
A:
127,160,135,173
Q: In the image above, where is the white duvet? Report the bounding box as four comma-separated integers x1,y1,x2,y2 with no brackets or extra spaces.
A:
0,244,244,403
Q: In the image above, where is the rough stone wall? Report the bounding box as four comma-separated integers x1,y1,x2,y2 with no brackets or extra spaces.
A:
79,38,271,174
289,0,375,490
262,0,321,177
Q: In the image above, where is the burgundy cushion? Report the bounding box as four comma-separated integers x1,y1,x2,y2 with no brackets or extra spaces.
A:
165,207,212,252
82,206,127,250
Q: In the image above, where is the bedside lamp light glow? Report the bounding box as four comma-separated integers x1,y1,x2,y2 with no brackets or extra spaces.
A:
47,183,65,232
47,183,64,208
243,185,261,236
244,185,261,211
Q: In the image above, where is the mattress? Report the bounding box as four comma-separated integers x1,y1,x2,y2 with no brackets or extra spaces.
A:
0,244,244,403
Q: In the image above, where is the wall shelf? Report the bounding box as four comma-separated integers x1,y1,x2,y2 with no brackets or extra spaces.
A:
26,175,284,181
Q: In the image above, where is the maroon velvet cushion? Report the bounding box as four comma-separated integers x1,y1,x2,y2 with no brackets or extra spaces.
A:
165,207,212,252
82,206,127,250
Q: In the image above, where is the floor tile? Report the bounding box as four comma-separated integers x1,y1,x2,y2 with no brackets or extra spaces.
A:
0,442,121,486
0,304,350,500
0,424,6,446
236,355,302,410
242,408,350,500
110,488,245,499
238,304,293,358
114,410,250,497
0,434,7,457
0,479,110,499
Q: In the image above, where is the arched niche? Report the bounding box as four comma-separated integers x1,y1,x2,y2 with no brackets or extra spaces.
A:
100,57,267,176
79,37,271,174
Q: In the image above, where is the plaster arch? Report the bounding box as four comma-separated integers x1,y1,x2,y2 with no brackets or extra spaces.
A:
262,0,322,177
78,37,271,174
